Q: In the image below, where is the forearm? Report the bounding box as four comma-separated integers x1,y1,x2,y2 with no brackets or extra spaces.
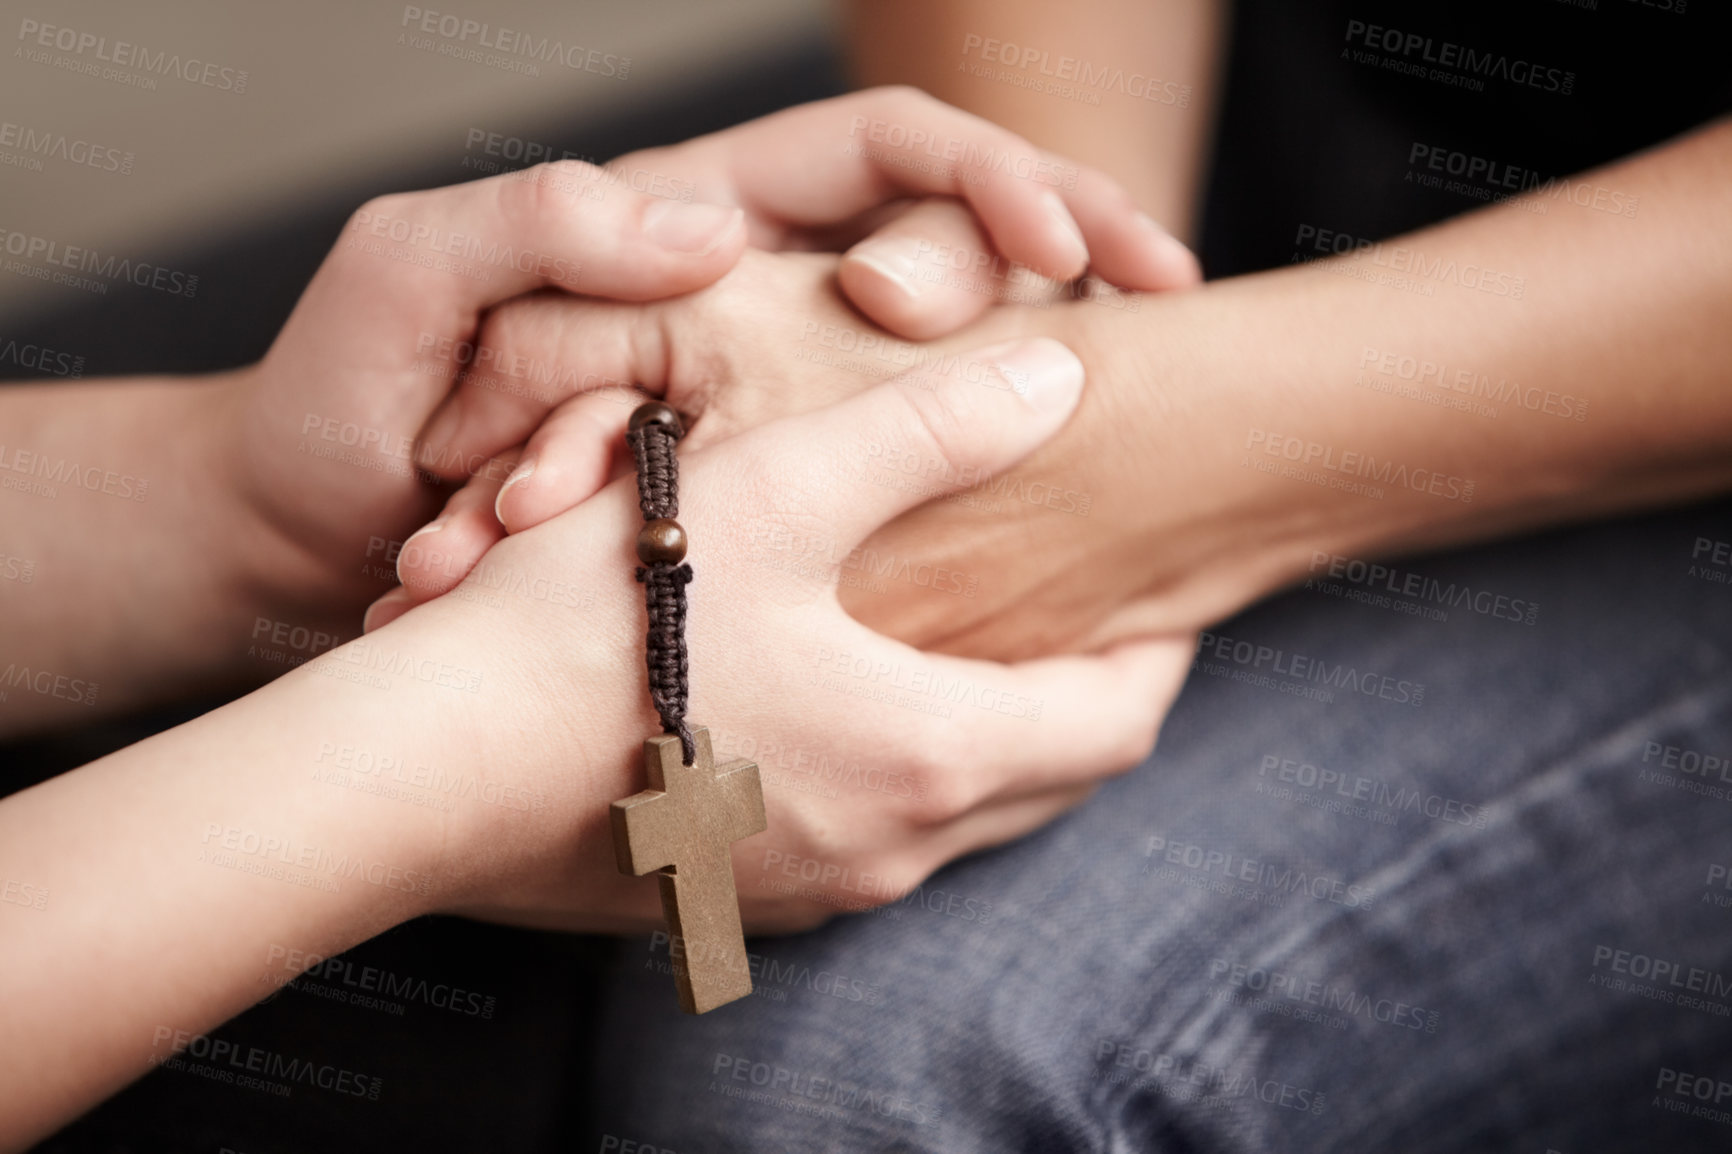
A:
0,373,329,736
860,117,1732,656
1095,116,1732,635
843,0,1223,239
0,607,492,1149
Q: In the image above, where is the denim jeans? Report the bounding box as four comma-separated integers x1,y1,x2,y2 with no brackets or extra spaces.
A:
580,499,1732,1153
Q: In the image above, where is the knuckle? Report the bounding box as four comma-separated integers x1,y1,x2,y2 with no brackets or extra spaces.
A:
918,780,969,826
506,159,603,236
336,193,414,276
911,733,976,823
502,162,557,229
352,191,409,228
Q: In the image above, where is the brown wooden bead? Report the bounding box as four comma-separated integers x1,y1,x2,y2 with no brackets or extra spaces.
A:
637,518,688,564
629,401,684,439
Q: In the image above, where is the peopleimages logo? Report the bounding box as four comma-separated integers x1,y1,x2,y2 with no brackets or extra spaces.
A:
1195,629,1425,707
0,228,197,297
0,120,134,174
1093,1042,1328,1115
1207,958,1441,1034
265,945,498,1018
1357,346,1586,421
1590,944,1732,1010
1293,224,1524,299
16,19,249,92
1342,20,1574,95
397,6,630,78
1144,833,1376,909
1246,427,1475,503
150,1027,381,1099
1256,754,1490,829
1406,143,1638,219
960,34,1191,107
0,338,84,378
1307,550,1540,626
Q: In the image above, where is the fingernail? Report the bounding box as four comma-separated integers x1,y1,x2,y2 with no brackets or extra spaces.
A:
844,240,922,300
643,201,743,255
1041,191,1089,269
494,457,535,525
984,338,1084,416
1138,213,1201,281
395,516,447,586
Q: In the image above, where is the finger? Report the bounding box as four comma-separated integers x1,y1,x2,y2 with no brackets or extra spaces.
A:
393,452,515,601
626,87,1142,282
495,386,642,533
957,637,1190,797
1062,166,1202,291
362,587,415,634
414,291,658,483
821,635,1188,815
745,784,1094,933
692,337,1085,556
913,783,1097,872
839,186,1198,340
290,162,743,402
839,198,1007,340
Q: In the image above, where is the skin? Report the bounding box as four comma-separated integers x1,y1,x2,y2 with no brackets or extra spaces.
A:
0,337,1192,1150
0,88,1186,740
396,118,1732,665
845,0,1226,239
0,90,1194,1148
6,12,1730,1144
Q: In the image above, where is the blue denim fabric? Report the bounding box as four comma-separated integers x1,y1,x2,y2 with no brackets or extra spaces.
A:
582,500,1732,1153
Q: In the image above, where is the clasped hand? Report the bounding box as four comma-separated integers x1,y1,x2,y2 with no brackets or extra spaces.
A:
236,89,1197,932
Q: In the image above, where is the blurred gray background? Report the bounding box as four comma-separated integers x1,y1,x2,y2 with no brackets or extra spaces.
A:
0,0,834,328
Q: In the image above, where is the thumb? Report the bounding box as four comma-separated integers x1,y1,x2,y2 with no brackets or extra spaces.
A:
688,337,1084,555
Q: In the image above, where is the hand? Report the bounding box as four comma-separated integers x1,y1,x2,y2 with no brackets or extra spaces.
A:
366,248,1040,627
376,248,1230,662
597,86,1200,339
0,337,1190,1143
362,339,1188,932
215,160,750,633
218,88,1196,641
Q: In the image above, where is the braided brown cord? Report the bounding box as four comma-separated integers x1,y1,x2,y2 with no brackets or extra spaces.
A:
628,421,679,520
627,420,696,764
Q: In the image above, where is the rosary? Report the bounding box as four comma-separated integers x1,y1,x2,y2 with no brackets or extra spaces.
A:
609,402,766,1014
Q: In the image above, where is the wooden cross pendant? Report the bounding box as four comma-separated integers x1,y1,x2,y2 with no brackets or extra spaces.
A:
610,726,766,1013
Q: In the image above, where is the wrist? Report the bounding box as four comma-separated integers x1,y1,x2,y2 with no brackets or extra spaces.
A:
1003,284,1387,645
207,364,402,660
1044,291,1289,635
339,512,647,919
124,373,337,697
274,603,544,920
1102,272,1505,621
